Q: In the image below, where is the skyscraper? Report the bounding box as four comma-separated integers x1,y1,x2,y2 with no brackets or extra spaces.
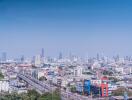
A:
59,52,62,59
96,53,100,61
1,52,7,62
69,52,72,60
41,48,44,58
32,56,35,64
40,48,44,64
35,55,41,66
20,55,24,63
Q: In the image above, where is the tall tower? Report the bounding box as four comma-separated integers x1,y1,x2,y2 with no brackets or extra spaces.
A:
41,48,44,64
41,48,44,58
2,52,7,62
32,56,35,64
59,52,62,59
69,52,72,60
35,55,41,66
20,55,24,63
97,53,100,61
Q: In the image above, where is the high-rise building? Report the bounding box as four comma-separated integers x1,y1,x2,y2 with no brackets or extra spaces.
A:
41,48,44,58
96,53,100,61
35,55,41,66
59,52,62,59
32,56,35,64
69,52,73,61
20,55,24,63
40,48,44,64
1,52,7,62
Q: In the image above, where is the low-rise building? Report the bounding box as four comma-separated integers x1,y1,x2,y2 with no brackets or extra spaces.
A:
0,79,9,92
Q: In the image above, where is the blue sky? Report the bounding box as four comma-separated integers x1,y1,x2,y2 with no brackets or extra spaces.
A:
0,0,132,58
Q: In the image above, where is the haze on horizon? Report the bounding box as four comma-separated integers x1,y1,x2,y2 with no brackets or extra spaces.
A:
0,0,132,58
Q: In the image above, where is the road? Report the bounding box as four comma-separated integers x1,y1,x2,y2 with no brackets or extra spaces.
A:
17,73,93,100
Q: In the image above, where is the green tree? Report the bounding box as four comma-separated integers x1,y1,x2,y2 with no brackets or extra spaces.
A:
70,86,76,93
112,87,132,96
39,76,47,81
27,90,40,100
109,77,119,82
0,72,4,79
0,89,61,100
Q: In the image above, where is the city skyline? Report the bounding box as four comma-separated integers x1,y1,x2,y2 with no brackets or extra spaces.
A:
0,0,132,58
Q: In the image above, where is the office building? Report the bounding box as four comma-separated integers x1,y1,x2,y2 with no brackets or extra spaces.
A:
35,55,41,66
41,48,44,63
20,55,24,63
41,48,44,58
59,52,62,59
1,52,7,62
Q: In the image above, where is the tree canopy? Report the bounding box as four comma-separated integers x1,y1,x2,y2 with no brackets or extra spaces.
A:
0,72,4,79
0,89,61,100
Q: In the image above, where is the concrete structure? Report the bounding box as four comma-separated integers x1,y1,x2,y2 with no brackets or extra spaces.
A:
101,77,109,97
108,83,117,95
73,66,83,76
115,67,124,74
35,55,41,66
91,79,101,86
17,73,54,94
0,80,9,92
1,52,7,62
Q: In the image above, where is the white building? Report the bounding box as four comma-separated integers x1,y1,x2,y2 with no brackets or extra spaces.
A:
123,66,132,74
108,83,117,91
91,61,101,70
0,80,9,92
115,67,124,74
91,79,101,86
35,55,41,66
37,70,46,79
108,83,117,95
73,66,83,77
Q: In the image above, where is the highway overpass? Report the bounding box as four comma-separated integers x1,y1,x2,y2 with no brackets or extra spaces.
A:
17,73,93,100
